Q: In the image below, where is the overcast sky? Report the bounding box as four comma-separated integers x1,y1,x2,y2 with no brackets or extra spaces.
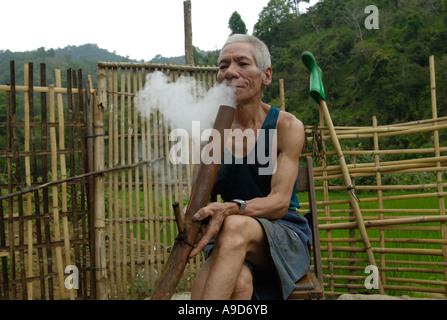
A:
1,0,318,61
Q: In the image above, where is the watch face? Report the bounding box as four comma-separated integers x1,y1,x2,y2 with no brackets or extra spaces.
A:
232,199,246,214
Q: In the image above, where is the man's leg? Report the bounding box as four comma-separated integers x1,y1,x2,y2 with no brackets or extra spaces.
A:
191,215,271,300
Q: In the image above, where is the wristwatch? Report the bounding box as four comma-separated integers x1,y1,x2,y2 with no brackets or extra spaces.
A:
230,199,247,215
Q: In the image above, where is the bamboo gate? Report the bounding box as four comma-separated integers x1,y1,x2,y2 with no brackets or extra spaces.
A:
0,59,446,299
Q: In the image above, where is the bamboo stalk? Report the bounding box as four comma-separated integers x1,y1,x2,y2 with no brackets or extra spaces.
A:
319,105,334,293
24,63,34,299
112,68,122,299
0,84,91,94
10,60,27,299
430,55,447,295
93,91,107,300
48,84,66,299
133,69,141,283
40,63,54,300
318,215,447,230
158,111,168,266
312,155,447,175
97,61,218,71
120,68,128,293
152,98,162,277
140,94,150,286
279,79,285,111
56,69,75,300
127,68,135,294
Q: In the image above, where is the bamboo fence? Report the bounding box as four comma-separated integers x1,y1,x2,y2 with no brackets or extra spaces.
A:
298,56,447,299
0,61,93,300
95,62,219,299
1,58,446,300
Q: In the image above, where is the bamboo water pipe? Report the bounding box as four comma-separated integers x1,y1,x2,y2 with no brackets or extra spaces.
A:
150,105,235,300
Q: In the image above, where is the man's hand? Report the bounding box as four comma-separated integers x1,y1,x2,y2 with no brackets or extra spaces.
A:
189,202,237,258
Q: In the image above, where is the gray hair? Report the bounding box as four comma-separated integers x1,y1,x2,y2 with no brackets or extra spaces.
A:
218,34,271,72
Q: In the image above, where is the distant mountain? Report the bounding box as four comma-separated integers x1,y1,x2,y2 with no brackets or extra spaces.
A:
0,44,189,87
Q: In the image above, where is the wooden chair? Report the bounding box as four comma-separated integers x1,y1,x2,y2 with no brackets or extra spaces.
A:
287,156,324,300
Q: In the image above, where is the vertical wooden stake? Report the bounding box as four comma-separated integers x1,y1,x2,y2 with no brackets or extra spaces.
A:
279,79,285,111
184,1,194,66
94,67,107,300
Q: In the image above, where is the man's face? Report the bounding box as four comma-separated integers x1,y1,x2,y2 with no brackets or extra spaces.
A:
217,42,272,104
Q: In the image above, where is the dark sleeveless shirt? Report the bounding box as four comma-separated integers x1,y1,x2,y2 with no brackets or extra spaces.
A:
214,106,300,211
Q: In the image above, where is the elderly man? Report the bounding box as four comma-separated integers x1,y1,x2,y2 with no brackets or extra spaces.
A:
189,34,312,300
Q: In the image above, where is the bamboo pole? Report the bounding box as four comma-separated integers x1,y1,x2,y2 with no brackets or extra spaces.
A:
430,55,447,295
141,69,156,287
318,97,384,293
40,63,54,300
93,93,107,299
48,84,66,299
184,1,194,66
120,68,128,291
133,68,142,283
320,105,334,293
56,69,75,300
279,79,285,111
85,75,96,300
24,63,34,299
10,60,28,299
112,68,122,299
127,68,135,294
318,215,447,230
0,84,91,94
140,97,150,285
373,115,386,291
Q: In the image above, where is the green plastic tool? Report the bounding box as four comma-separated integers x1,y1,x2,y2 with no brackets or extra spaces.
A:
301,51,326,103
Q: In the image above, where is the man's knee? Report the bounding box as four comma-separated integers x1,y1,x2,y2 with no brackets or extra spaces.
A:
215,215,250,250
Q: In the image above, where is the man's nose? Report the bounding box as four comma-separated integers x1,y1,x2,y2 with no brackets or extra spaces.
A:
224,63,239,79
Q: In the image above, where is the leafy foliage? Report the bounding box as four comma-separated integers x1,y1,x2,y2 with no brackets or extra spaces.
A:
252,0,447,130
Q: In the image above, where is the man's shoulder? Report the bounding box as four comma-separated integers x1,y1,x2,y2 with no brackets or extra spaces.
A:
277,110,303,132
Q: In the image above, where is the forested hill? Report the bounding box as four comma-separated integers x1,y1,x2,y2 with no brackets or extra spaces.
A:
0,43,186,87
255,0,447,128
1,0,447,130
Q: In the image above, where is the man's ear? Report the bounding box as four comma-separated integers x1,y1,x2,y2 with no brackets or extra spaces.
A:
262,67,273,87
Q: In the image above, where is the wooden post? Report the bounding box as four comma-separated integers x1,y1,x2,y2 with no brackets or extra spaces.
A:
85,75,97,299
279,79,285,111
184,0,194,66
94,67,107,300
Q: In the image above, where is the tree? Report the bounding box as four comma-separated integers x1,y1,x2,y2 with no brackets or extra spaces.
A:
253,0,291,40
228,11,248,35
